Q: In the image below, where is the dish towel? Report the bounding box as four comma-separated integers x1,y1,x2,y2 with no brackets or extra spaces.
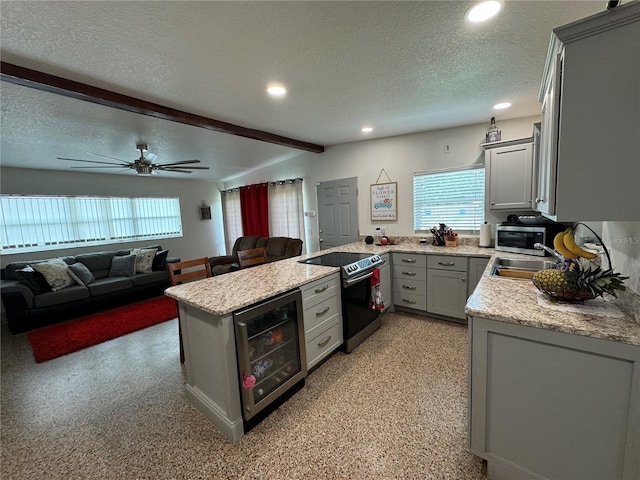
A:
369,267,385,310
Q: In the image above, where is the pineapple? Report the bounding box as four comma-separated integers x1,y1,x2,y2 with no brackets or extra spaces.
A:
532,259,627,300
532,269,569,292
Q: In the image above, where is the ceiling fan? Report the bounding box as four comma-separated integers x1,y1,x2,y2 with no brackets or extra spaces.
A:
57,144,210,175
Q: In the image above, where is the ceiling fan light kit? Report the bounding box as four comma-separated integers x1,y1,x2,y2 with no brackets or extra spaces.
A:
57,143,210,176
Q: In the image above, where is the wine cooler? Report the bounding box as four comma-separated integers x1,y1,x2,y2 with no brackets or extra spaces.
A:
234,289,307,424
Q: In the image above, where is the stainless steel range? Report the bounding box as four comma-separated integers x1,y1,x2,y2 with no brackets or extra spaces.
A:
299,252,384,353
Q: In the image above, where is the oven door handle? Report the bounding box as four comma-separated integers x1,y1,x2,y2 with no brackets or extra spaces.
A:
344,271,374,286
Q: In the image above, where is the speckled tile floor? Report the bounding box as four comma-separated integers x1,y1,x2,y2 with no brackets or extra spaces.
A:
1,311,487,479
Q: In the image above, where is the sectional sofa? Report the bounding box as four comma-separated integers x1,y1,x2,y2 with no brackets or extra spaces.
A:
209,236,303,275
1,245,179,334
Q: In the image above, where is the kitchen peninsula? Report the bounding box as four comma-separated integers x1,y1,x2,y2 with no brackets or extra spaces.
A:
165,239,640,475
164,240,493,440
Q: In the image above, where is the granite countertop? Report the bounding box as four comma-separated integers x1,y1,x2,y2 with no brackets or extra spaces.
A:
165,240,640,347
466,252,640,347
164,241,491,316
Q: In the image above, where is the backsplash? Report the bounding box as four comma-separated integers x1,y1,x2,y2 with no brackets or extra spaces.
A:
603,221,640,324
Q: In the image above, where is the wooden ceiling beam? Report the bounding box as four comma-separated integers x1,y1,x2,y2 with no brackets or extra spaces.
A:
0,61,325,154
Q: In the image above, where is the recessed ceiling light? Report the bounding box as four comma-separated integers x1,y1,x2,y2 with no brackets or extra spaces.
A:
361,127,374,133
465,0,503,23
493,102,512,110
267,84,287,97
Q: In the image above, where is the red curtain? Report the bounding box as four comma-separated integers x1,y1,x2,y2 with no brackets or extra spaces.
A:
239,183,269,237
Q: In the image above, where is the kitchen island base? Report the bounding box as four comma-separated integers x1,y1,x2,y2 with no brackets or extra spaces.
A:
468,316,640,480
179,303,244,441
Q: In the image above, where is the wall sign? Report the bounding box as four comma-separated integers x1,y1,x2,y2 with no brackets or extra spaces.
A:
370,181,397,221
199,201,212,220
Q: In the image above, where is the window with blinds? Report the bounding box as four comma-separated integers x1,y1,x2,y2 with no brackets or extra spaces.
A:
0,195,182,254
413,167,485,232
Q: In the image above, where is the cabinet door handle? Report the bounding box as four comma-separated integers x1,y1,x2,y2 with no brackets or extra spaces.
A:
402,298,417,304
491,202,495,205
315,306,330,317
438,261,455,266
402,285,416,290
401,258,416,263
314,285,329,294
461,277,466,282
317,335,332,348
402,271,417,276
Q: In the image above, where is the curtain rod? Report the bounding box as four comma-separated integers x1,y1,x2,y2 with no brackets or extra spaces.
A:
220,178,303,194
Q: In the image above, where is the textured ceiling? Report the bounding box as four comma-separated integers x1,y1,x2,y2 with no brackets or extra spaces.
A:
0,1,604,181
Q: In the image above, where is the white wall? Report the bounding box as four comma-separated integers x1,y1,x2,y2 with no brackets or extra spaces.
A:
227,116,541,253
0,167,225,267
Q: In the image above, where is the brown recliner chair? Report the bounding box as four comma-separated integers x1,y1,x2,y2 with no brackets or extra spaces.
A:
210,236,303,275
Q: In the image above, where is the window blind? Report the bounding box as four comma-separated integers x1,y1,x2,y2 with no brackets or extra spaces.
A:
413,167,485,232
0,195,182,254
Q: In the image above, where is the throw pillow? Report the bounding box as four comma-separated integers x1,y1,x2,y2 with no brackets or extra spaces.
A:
14,265,52,295
68,262,95,286
32,258,75,292
130,248,156,274
109,254,136,277
152,249,169,271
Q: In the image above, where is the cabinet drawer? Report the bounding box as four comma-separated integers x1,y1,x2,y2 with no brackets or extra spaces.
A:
303,294,341,337
394,278,426,296
306,317,343,370
393,289,427,311
427,255,468,272
393,265,427,283
392,252,427,268
301,273,340,305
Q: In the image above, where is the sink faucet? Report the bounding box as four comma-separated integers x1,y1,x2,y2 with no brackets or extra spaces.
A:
534,243,565,264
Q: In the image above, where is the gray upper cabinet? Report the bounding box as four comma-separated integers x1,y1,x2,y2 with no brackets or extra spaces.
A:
537,3,640,221
483,139,534,211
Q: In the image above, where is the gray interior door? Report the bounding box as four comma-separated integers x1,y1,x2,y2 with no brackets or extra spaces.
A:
316,177,359,250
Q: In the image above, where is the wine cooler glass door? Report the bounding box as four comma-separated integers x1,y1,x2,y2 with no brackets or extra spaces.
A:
234,290,306,420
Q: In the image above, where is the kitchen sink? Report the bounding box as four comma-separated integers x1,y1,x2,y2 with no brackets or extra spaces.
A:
490,257,561,280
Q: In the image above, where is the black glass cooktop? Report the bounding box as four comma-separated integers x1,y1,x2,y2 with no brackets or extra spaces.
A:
298,252,371,267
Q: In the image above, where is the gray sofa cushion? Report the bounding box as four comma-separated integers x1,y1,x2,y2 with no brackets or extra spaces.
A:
75,251,119,279
109,255,136,277
34,285,90,308
68,262,95,286
130,271,170,287
88,277,133,296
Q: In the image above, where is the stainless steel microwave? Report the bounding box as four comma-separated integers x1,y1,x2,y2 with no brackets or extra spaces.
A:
495,224,565,256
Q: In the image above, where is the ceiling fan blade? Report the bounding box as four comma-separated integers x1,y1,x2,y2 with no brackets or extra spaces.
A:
156,168,193,173
160,166,210,170
69,165,131,169
86,151,129,163
159,160,201,166
58,157,130,166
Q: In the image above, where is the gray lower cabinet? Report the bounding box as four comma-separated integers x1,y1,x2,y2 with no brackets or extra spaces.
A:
379,253,392,312
469,316,640,480
426,255,468,320
392,252,427,312
301,273,343,370
467,257,490,297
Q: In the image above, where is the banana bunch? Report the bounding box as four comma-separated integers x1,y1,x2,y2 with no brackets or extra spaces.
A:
553,228,598,260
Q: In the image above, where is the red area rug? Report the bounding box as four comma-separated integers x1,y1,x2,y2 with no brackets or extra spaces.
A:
28,296,178,363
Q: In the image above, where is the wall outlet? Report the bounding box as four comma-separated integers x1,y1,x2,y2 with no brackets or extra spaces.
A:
374,227,385,236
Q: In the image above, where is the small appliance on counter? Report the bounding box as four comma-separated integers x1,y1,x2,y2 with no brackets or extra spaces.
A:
495,222,566,256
